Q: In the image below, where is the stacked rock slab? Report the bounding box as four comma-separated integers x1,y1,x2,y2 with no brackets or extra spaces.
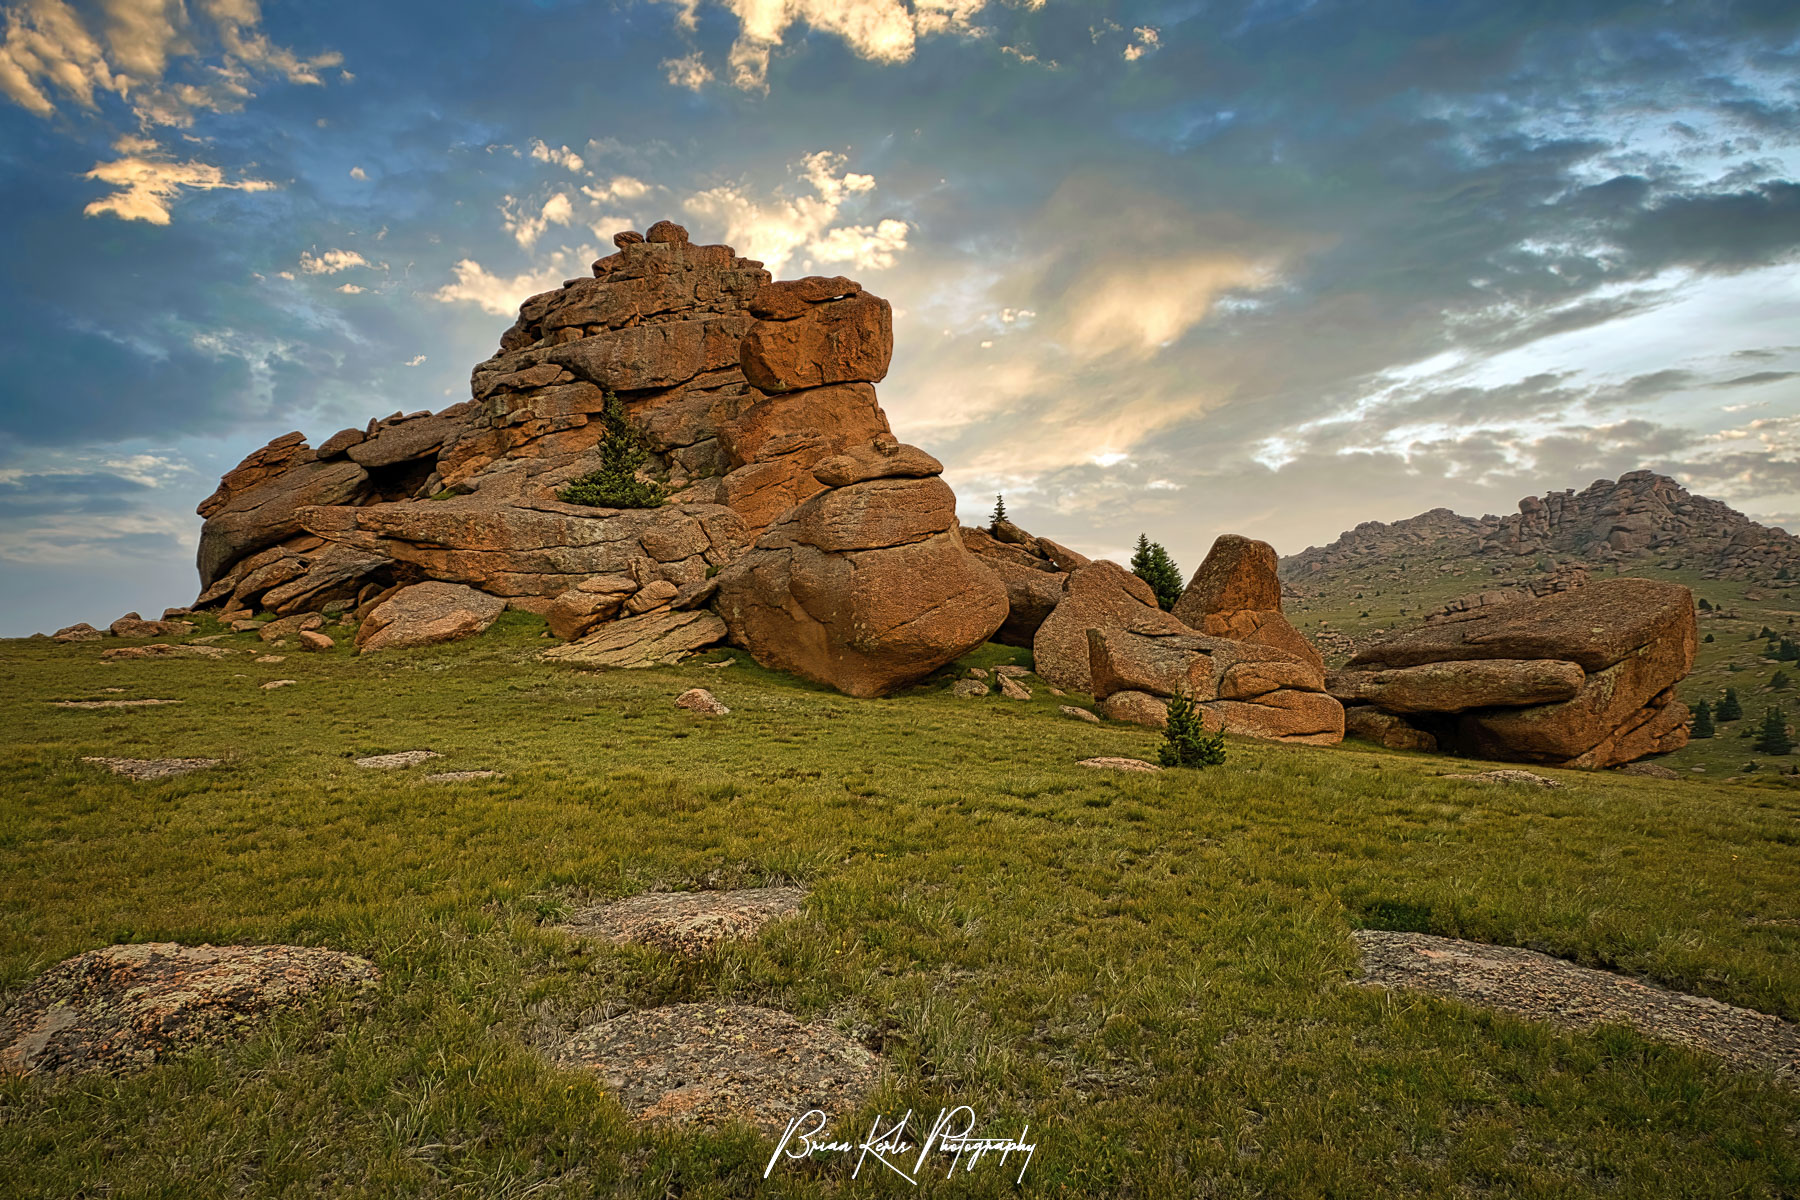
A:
1329,578,1694,767
713,439,1008,698
1172,534,1324,673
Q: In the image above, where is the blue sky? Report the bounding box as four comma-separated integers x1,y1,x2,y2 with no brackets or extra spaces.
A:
2,0,1798,635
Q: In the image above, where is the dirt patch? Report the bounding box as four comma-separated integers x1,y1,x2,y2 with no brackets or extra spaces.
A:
0,942,379,1078
354,751,442,770
83,757,219,781
552,1003,879,1135
561,888,806,956
50,699,182,709
1354,930,1800,1082
1443,769,1564,788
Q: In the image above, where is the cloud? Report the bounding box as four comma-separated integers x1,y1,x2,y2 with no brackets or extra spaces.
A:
663,51,712,90
405,355,426,366
433,257,576,316
82,135,275,224
349,165,366,180
1712,370,1799,388
683,149,903,273
298,248,369,275
335,282,364,294
529,138,585,174
661,0,992,92
1122,25,1159,62
0,0,340,128
502,191,574,249
581,175,651,204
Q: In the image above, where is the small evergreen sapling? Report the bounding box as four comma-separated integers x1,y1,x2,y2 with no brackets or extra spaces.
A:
1717,688,1743,721
1158,690,1226,768
1756,705,1792,755
1130,534,1186,611
990,494,1008,527
1691,700,1714,739
556,393,666,509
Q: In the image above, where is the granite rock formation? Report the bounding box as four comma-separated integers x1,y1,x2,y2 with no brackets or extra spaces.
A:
1330,578,1695,767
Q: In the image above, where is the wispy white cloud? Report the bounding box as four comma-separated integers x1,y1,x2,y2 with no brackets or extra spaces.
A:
82,134,274,224
683,150,907,273
662,51,712,90
502,191,574,249
1122,25,1159,61
529,138,585,174
433,254,583,316
298,248,369,274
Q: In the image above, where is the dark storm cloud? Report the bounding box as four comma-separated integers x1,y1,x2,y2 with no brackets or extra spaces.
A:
0,471,150,517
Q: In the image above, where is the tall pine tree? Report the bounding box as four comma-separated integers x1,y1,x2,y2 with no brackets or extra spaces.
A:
1691,700,1714,739
1130,534,1185,610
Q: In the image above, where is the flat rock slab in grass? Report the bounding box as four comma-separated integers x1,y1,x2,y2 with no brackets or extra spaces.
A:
1444,769,1564,788
553,1003,879,1135
0,942,380,1078
425,770,504,782
561,888,807,955
101,644,230,661
1078,757,1162,773
51,699,182,709
83,757,219,781
354,750,442,770
1354,931,1800,1083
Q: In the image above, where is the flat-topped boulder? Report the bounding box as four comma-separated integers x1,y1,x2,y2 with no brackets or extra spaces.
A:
355,581,506,654
1334,578,1695,768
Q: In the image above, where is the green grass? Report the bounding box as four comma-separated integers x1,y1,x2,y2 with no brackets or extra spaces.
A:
2,613,1798,1197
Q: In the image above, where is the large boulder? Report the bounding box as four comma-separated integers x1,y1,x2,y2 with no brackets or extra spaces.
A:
1171,534,1323,673
1335,578,1695,767
960,524,1072,648
1086,626,1343,746
355,581,507,654
1033,561,1186,693
713,439,1006,698
737,279,893,394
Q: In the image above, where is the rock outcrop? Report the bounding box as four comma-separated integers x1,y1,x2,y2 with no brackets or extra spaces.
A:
1034,561,1186,693
1087,626,1345,745
1330,578,1695,767
714,439,1007,697
1172,534,1324,673
961,519,1084,647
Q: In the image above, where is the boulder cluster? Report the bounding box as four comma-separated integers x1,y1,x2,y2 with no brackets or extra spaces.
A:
1330,578,1695,768
176,222,1696,765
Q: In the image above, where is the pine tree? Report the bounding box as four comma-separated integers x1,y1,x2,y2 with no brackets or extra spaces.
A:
1698,597,1712,612
1130,534,1185,610
1773,670,1793,692
1718,688,1743,721
1691,700,1715,739
1703,633,1715,643
556,393,666,509
1158,690,1226,768
1756,705,1792,755
1780,637,1800,662
990,494,1008,527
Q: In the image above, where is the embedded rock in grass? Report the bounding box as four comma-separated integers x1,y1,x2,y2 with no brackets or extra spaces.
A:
51,698,181,709
425,770,504,782
1353,930,1800,1082
1101,690,1169,727
560,887,806,955
298,630,334,651
101,644,230,660
1340,579,1696,768
355,582,506,654
109,613,194,639
1061,705,1100,723
1443,769,1564,788
82,757,220,781
52,623,104,642
0,943,379,1078
354,750,442,769
542,608,727,668
262,679,297,689
998,675,1031,701
952,678,989,698
675,687,729,715
1615,761,1682,780
1078,757,1162,772
259,612,323,643
552,1003,878,1135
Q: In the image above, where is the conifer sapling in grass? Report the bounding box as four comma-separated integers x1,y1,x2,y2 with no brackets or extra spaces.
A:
1691,699,1714,739
1158,690,1226,768
1718,687,1743,721
556,393,666,509
1756,705,1792,755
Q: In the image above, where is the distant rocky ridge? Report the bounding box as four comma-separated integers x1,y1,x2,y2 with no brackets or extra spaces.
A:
1280,471,1800,583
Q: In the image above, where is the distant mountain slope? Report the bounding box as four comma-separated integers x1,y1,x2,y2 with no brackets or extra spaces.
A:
1281,470,1800,584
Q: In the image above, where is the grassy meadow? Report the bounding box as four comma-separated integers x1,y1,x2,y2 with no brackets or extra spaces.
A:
1,611,1798,1197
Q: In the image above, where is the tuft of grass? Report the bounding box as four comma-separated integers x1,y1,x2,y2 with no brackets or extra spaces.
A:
0,616,1797,1196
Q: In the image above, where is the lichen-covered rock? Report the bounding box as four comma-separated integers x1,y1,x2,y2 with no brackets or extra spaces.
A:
354,581,506,654
1328,658,1586,713
542,608,727,668
0,943,378,1078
